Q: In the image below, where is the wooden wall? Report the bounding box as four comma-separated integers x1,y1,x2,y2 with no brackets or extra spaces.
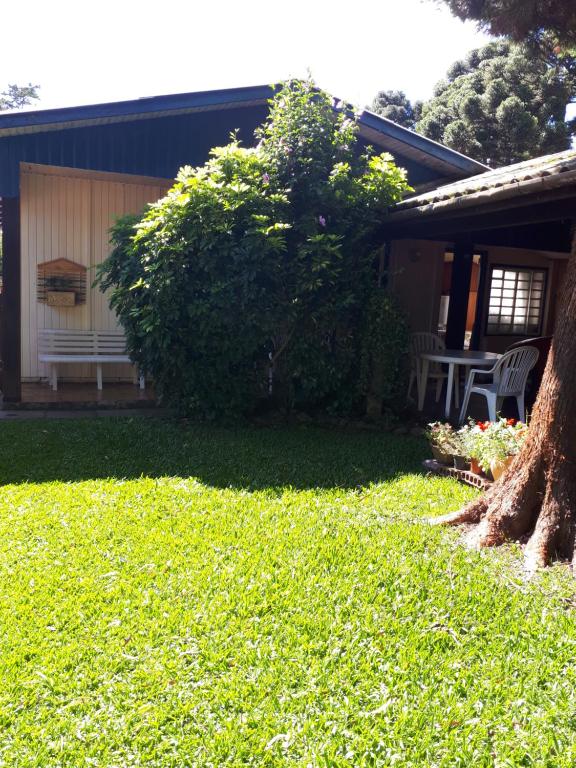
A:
388,238,568,351
388,239,446,332
20,163,171,381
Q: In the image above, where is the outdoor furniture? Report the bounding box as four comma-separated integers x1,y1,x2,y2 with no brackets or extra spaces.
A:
507,336,552,409
408,332,448,403
38,329,144,391
418,349,501,420
458,346,539,424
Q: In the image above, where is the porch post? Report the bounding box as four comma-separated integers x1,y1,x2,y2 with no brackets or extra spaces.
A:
1,196,21,402
445,239,474,350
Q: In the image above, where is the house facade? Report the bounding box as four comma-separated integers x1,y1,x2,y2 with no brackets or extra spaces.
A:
384,152,574,358
2,84,571,405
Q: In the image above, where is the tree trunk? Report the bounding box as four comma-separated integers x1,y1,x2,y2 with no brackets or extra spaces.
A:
433,231,576,571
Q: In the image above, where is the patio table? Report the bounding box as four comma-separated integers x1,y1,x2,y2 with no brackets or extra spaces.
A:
418,349,501,420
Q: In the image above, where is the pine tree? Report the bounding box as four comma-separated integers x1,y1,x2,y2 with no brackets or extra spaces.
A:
437,0,576,48
416,41,574,167
371,90,421,130
0,83,39,111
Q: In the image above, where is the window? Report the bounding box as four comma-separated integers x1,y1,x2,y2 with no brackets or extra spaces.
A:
486,266,547,336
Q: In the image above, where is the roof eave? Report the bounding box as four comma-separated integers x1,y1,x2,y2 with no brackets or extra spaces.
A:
359,109,489,177
0,85,487,180
387,168,576,223
0,84,276,137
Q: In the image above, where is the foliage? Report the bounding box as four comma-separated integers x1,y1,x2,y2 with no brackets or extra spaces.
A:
426,421,461,454
370,89,422,129
459,417,528,471
0,83,39,111
3,417,576,764
97,80,411,418
434,0,576,49
372,40,574,167
416,40,575,166
100,145,288,418
426,418,529,468
359,290,410,418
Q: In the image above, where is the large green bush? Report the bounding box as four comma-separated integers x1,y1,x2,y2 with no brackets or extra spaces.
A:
359,291,411,421
97,80,411,417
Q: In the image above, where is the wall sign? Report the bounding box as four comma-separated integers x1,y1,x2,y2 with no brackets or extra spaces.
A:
37,258,87,306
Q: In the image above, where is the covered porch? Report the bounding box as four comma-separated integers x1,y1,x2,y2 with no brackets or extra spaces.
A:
18,381,156,408
385,150,575,422
0,164,171,407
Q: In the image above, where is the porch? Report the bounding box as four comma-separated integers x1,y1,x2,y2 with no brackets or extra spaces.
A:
385,150,575,422
0,164,171,407
18,381,156,408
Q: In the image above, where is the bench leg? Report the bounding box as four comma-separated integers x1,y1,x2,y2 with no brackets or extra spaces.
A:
96,364,103,391
50,364,58,391
132,367,145,389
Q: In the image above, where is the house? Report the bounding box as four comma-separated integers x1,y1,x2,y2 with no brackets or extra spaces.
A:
384,150,574,357
4,85,571,408
0,84,487,404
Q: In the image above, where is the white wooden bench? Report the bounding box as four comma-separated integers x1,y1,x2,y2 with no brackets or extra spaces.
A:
38,329,145,391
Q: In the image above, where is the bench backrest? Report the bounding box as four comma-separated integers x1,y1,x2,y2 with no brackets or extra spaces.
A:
39,329,127,356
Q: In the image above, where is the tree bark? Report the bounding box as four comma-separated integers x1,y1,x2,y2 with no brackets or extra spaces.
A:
433,230,576,570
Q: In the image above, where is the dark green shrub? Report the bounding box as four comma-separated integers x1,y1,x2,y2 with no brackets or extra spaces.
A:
360,291,410,420
96,80,411,418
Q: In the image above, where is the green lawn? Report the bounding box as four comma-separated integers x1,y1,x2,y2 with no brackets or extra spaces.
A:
1,418,575,767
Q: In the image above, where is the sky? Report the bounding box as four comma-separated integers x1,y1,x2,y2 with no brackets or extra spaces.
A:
0,0,492,112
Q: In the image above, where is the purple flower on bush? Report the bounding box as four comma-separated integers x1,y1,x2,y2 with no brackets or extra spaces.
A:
318,215,326,227
262,172,270,184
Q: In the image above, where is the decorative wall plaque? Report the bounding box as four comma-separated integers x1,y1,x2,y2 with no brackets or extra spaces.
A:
46,290,76,307
37,258,87,306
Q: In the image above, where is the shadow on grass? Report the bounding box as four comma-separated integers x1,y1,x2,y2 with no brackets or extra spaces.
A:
0,417,428,491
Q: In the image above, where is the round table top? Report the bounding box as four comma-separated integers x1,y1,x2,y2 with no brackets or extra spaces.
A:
419,349,501,365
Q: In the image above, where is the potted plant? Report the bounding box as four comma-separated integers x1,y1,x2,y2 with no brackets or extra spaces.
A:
458,422,485,476
452,442,470,471
426,422,460,465
459,418,528,480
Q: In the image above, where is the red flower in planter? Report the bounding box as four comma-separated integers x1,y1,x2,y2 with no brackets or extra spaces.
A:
506,418,516,426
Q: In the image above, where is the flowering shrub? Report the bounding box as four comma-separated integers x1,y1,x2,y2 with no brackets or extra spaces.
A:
459,418,528,472
96,79,411,418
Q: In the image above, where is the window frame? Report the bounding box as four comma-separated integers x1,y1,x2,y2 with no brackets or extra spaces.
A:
484,264,548,337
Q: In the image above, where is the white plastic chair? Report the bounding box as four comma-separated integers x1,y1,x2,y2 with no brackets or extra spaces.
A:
459,346,539,424
408,332,448,403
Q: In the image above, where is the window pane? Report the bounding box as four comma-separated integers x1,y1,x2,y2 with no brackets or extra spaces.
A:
487,266,546,335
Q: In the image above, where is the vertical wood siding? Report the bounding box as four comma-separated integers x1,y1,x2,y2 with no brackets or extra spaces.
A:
21,164,170,380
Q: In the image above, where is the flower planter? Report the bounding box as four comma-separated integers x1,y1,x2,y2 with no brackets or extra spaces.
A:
490,455,514,482
453,455,470,471
470,458,484,476
458,419,527,483
427,423,460,466
430,444,453,466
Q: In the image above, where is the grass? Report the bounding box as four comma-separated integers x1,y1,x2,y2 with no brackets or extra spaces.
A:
0,418,576,767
